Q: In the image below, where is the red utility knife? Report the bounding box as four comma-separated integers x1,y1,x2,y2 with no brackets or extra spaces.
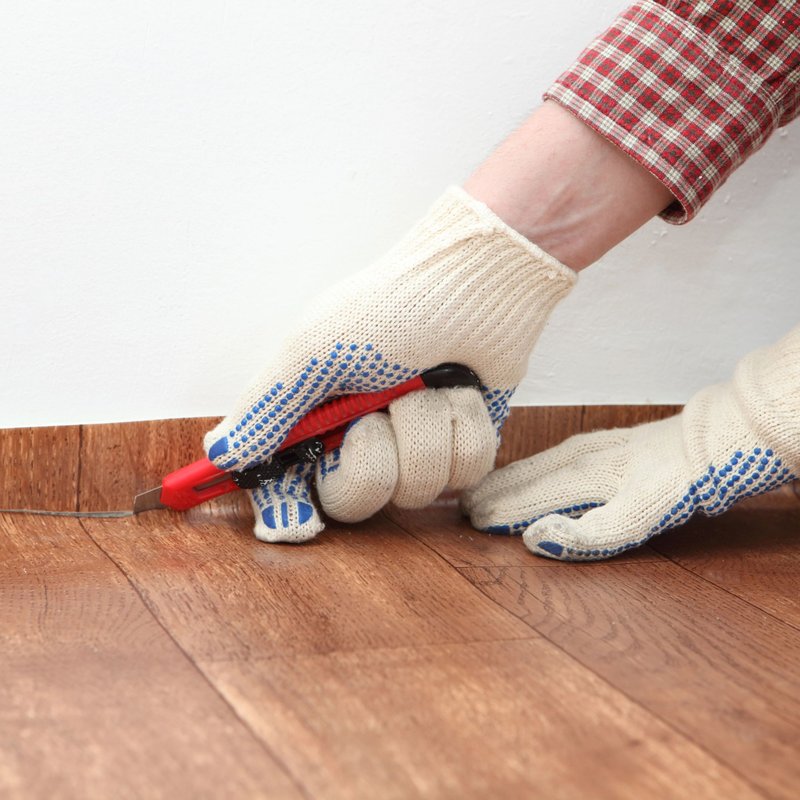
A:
132,363,481,513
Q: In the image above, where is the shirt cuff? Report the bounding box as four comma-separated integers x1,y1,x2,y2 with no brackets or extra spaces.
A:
544,1,792,224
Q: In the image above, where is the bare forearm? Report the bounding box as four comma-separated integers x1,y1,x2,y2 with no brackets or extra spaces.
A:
464,101,675,270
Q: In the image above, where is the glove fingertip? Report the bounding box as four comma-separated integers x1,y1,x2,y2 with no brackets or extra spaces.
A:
523,515,612,561
249,463,324,544
522,516,573,560
254,499,324,543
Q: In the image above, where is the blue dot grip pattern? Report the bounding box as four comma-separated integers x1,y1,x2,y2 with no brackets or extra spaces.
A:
483,387,515,437
318,449,341,479
209,341,516,471
251,463,317,531
481,445,796,560
210,342,418,471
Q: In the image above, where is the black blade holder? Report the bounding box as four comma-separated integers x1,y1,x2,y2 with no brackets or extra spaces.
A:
232,439,325,490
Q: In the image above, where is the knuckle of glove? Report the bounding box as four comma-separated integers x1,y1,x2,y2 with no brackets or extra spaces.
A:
318,386,498,518
446,387,497,489
390,387,495,508
317,414,398,523
390,391,453,508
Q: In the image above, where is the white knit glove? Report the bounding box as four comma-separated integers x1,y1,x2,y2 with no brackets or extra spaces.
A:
204,187,576,542
463,324,800,560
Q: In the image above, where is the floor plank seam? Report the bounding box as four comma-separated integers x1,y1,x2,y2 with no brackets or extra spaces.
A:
75,425,84,513
648,546,800,636
74,518,313,800
382,513,546,642
455,567,769,799
195,634,556,668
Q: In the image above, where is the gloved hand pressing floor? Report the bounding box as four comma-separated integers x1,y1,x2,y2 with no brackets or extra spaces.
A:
462,324,800,561
204,187,576,542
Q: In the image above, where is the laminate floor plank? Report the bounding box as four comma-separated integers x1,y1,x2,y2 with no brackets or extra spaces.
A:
5,411,796,798
201,640,760,800
649,488,800,629
460,536,800,799
80,508,769,798
81,510,533,662
0,514,303,800
580,404,682,433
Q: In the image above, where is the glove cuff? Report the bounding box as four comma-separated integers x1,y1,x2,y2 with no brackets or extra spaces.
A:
439,186,578,286
379,186,577,390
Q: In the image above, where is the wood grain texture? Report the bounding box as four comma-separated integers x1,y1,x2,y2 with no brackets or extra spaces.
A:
203,640,760,800
81,511,532,662
0,514,302,799
460,508,800,799
2,407,798,798
0,425,80,510
77,416,219,511
580,404,682,434
495,405,583,466
649,486,800,629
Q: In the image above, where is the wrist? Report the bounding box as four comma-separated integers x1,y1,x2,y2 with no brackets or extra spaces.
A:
464,101,675,270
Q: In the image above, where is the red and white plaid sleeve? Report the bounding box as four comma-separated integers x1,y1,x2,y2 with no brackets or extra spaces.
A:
545,1,800,223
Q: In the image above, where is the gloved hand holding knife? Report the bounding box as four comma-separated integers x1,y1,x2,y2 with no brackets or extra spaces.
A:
201,187,576,542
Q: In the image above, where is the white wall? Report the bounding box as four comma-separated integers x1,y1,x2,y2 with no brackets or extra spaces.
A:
2,1,798,428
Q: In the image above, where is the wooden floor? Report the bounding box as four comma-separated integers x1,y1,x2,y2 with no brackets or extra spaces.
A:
2,410,799,799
